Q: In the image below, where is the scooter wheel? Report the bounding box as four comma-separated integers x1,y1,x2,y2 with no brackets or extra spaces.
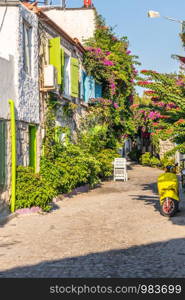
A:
160,198,179,217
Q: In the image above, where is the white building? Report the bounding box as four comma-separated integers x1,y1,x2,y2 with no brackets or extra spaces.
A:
41,5,96,44
0,0,102,217
0,0,39,214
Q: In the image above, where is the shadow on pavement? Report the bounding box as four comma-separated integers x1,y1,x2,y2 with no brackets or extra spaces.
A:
131,180,185,226
0,238,185,278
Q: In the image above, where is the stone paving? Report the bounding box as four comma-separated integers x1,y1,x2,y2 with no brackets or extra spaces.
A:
0,163,185,278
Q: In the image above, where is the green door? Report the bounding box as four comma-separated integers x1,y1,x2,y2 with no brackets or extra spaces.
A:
0,120,6,188
29,125,37,172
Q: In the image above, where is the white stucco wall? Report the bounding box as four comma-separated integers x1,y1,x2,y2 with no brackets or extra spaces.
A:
0,4,39,123
0,6,18,119
0,55,16,119
44,8,96,44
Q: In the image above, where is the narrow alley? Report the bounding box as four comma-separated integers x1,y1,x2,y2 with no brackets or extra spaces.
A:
0,163,185,278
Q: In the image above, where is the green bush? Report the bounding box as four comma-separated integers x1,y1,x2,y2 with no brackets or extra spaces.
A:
40,143,101,195
140,152,151,165
160,156,175,169
150,156,161,167
15,166,55,211
96,149,120,178
140,152,160,167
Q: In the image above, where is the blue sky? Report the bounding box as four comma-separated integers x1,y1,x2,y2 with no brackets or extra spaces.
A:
53,0,185,94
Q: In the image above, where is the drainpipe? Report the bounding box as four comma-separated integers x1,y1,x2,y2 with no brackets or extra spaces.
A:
8,99,16,213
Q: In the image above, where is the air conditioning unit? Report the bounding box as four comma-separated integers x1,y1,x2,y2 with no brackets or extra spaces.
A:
43,65,57,89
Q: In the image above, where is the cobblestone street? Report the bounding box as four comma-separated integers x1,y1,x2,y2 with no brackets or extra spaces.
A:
0,163,185,278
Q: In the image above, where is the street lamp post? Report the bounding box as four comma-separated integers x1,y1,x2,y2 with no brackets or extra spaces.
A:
148,10,184,31
147,10,185,73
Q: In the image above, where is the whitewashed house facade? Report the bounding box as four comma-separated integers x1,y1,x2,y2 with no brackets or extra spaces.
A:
0,0,39,214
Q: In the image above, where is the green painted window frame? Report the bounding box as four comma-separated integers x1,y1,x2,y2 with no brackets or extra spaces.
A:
0,120,6,188
29,125,37,172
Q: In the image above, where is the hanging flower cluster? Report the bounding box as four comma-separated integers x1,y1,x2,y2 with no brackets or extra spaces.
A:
148,111,162,120
86,46,114,67
90,97,119,109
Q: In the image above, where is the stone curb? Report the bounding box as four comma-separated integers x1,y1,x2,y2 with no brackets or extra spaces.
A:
0,212,18,226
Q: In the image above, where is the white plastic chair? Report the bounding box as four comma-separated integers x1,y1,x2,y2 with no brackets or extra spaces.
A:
113,158,128,181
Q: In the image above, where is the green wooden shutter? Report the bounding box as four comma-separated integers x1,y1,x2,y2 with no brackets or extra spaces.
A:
71,57,79,98
0,120,6,187
49,37,62,85
61,48,65,91
29,125,37,172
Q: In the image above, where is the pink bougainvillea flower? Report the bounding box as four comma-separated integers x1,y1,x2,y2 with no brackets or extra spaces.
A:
176,79,184,86
113,103,119,109
153,101,165,107
103,59,114,66
138,109,145,114
110,82,116,88
137,81,153,86
105,51,111,56
148,111,162,120
144,90,155,95
95,48,102,54
126,50,131,55
86,46,94,51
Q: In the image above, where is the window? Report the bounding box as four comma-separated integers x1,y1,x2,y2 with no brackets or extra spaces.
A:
0,120,6,188
63,53,70,96
29,125,37,172
23,20,32,75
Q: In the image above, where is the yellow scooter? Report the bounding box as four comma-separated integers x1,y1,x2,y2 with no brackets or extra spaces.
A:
157,164,180,217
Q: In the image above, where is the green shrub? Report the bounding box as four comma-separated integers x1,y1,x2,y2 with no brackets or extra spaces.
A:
140,152,160,167
96,148,120,178
140,152,151,165
160,156,175,169
15,166,55,211
150,156,161,167
40,143,101,194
